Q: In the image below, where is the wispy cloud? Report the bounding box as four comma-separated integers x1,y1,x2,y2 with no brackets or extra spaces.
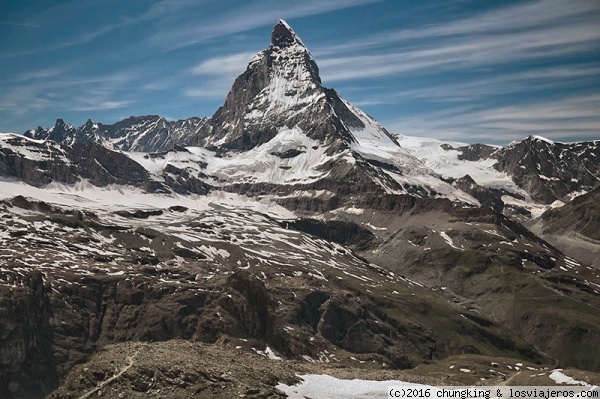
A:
312,0,600,83
316,23,600,83
399,0,599,40
1,0,597,144
305,0,600,143
148,0,381,51
185,52,257,99
71,100,131,112
384,94,600,143
353,63,600,104
191,52,257,76
0,21,39,28
0,0,158,60
0,67,68,85
0,69,140,116
316,0,600,56
3,0,374,60
0,20,137,60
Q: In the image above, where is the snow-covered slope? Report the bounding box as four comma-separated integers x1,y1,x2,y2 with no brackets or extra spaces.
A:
397,135,523,192
395,133,600,216
129,127,336,186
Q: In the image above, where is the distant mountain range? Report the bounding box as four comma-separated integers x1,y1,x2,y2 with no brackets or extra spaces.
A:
25,115,207,152
1,19,599,399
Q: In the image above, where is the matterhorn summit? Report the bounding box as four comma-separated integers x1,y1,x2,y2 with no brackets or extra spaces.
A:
270,19,307,48
196,20,401,157
182,20,477,200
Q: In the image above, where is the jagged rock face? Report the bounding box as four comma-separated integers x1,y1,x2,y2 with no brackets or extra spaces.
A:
30,119,78,145
452,174,506,212
0,134,214,195
195,20,394,152
0,134,162,190
168,117,208,147
97,116,206,152
25,116,207,153
0,135,79,186
456,143,499,161
449,174,528,217
493,137,600,203
455,136,600,204
0,270,57,399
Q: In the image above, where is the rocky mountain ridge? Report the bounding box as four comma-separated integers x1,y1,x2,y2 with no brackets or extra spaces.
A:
16,125,599,214
25,115,207,153
0,194,554,398
453,136,600,204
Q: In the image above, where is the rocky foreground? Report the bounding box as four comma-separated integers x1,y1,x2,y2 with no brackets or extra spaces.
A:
48,340,600,399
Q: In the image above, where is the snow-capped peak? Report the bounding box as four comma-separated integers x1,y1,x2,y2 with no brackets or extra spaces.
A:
271,19,306,49
49,118,74,132
82,119,99,130
197,20,407,154
529,135,554,144
184,20,483,203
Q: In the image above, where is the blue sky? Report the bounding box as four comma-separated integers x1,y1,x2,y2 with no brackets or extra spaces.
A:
1,0,599,144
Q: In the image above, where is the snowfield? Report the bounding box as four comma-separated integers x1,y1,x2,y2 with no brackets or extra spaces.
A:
277,374,431,398
0,177,295,219
277,372,599,399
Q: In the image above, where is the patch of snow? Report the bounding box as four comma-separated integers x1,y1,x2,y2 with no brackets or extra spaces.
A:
0,179,295,220
365,222,387,231
549,370,591,386
440,231,463,251
265,346,282,361
531,135,554,144
397,135,524,196
277,374,434,399
345,207,364,215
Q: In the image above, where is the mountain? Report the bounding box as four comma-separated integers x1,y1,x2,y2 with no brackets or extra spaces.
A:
0,133,210,196
195,20,397,154
396,134,600,217
25,118,78,145
154,20,476,208
20,23,599,214
25,115,207,153
2,19,600,399
539,185,600,240
454,136,600,204
0,134,173,192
